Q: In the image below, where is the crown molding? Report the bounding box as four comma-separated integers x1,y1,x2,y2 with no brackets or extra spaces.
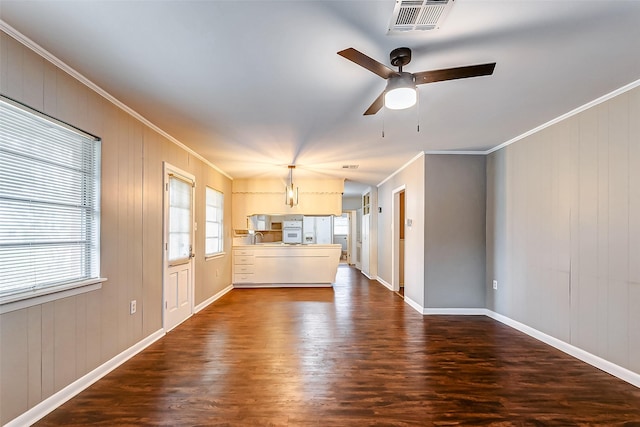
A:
486,77,640,155
423,150,486,155
377,151,425,188
0,20,232,180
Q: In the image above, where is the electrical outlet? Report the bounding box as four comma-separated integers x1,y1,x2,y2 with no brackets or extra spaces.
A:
492,280,498,290
130,300,137,315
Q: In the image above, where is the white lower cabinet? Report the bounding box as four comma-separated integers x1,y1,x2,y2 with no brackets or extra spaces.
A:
233,248,254,283
232,245,341,286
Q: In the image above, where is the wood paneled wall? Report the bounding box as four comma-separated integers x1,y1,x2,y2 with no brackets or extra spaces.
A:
0,32,233,424
486,85,640,375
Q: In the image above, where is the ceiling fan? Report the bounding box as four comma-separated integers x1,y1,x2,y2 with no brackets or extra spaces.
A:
337,47,496,115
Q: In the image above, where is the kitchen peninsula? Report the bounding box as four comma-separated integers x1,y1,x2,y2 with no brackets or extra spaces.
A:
232,244,342,287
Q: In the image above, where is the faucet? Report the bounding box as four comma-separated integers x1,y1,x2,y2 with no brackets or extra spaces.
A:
252,231,264,244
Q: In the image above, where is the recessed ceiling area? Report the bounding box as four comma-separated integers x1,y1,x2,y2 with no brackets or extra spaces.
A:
1,1,640,196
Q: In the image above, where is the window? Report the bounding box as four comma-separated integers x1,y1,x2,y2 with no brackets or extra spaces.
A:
205,187,224,256
363,192,370,215
334,213,349,235
0,96,101,303
167,175,193,263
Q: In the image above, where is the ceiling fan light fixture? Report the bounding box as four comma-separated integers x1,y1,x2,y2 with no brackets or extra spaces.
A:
385,87,417,110
384,73,417,110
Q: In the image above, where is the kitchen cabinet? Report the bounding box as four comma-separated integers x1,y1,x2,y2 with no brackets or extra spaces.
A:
232,244,341,286
232,178,344,229
233,248,255,283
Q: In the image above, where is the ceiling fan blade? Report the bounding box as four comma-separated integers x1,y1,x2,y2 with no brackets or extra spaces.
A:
363,91,385,116
414,63,496,85
338,48,396,80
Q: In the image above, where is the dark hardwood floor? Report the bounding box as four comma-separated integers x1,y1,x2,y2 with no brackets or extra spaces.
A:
37,266,640,426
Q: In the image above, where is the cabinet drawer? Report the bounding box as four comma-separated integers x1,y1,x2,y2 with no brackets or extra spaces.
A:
234,273,254,283
234,264,254,274
234,255,254,265
233,249,254,256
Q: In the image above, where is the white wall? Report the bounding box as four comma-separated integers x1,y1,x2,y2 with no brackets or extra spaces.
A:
342,196,361,211
377,155,426,307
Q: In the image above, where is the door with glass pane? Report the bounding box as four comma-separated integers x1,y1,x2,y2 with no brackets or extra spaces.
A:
163,164,195,332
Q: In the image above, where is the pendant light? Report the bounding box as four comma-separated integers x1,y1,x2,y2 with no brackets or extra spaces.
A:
285,165,298,207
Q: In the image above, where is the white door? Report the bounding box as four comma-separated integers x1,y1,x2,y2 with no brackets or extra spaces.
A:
355,208,362,270
361,213,370,276
348,210,357,265
163,164,195,332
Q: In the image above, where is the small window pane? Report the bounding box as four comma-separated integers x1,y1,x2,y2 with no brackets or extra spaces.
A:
167,177,192,262
205,187,224,256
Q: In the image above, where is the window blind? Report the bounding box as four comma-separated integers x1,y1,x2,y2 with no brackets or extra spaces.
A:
205,187,223,256
167,175,192,262
0,96,101,300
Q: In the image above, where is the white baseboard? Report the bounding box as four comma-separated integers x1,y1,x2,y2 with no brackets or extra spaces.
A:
5,329,165,427
423,308,488,315
485,310,640,389
403,296,424,314
360,271,372,280
194,284,233,313
376,276,393,291
402,302,488,317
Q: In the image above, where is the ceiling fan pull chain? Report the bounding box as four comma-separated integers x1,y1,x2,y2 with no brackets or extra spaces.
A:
382,107,385,138
416,92,420,132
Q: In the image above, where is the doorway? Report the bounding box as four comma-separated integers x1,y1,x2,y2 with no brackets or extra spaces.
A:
392,185,406,293
163,163,195,332
333,212,350,263
348,210,357,265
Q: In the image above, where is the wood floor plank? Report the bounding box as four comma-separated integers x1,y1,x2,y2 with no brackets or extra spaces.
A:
36,266,640,426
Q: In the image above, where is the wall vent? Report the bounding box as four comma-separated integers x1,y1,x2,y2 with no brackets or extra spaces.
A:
388,0,455,33
342,164,359,169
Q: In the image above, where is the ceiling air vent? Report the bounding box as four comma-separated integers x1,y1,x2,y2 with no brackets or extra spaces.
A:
388,0,455,33
342,165,359,169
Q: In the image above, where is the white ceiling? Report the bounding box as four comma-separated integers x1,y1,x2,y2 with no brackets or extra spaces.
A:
2,1,640,196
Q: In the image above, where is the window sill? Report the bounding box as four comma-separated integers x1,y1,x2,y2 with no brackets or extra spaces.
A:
0,278,107,314
205,252,226,261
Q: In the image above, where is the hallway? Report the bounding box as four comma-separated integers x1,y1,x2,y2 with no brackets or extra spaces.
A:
36,266,640,426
